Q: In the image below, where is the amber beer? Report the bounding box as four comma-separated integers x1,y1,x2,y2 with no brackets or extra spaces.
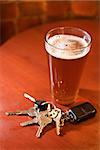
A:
45,27,91,105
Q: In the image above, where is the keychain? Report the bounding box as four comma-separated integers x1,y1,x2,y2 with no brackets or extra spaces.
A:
5,93,97,138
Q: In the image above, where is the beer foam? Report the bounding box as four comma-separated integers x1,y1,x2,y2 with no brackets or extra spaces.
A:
45,34,90,59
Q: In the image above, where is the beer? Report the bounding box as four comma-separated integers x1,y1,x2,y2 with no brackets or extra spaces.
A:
45,28,91,105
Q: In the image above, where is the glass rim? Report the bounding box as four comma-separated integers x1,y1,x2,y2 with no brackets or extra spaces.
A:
45,26,92,51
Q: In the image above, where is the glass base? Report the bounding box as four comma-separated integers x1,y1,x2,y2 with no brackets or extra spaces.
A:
55,98,75,106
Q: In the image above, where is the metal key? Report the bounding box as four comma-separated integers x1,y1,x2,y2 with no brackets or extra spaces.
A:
24,93,48,111
5,110,29,116
5,107,37,117
47,105,62,135
24,93,36,103
54,109,62,135
55,120,61,135
36,110,52,138
20,117,38,127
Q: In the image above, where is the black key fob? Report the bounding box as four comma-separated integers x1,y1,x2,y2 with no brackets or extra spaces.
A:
67,102,97,123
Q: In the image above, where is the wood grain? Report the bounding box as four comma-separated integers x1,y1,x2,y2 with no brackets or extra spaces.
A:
0,19,100,150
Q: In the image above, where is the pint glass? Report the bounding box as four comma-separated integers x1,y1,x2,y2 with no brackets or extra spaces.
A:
45,27,91,105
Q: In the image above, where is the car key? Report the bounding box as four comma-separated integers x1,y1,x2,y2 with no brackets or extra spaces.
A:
24,93,48,111
66,102,97,123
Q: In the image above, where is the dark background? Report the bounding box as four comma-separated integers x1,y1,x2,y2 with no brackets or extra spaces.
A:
0,1,99,45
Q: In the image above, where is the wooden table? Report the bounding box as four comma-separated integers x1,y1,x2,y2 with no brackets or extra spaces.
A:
0,19,100,150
